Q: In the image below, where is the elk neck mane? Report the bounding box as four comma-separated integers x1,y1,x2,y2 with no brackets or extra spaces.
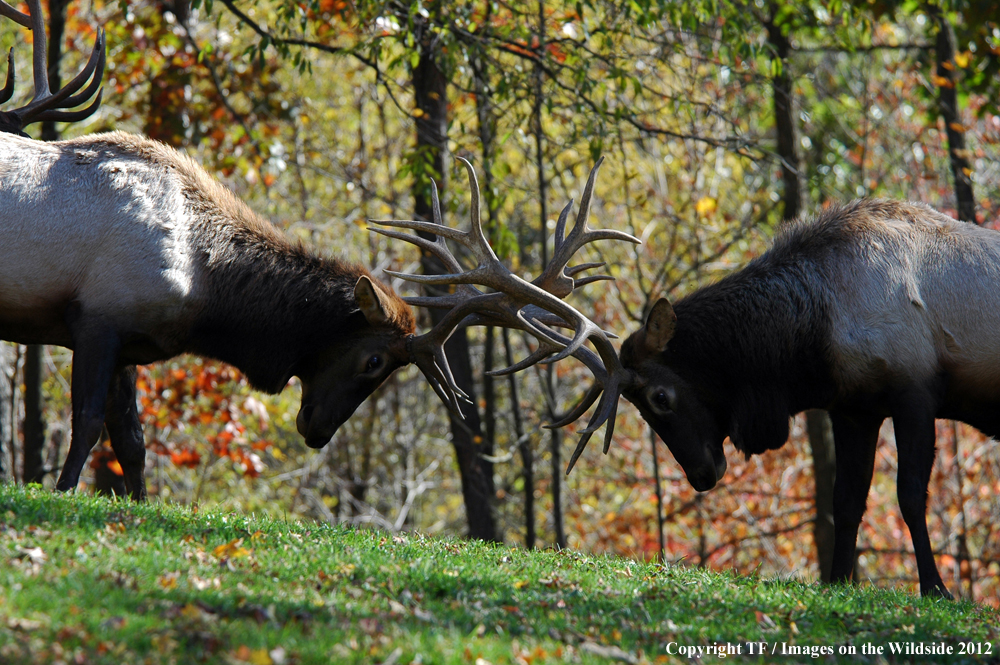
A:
69,132,414,392
658,202,918,456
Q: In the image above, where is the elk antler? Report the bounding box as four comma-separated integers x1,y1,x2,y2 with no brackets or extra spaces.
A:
370,158,640,472
0,0,105,136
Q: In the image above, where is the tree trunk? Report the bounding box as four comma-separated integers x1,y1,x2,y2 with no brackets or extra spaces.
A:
533,0,566,549
650,427,666,562
22,0,72,486
0,344,12,481
21,345,46,484
767,10,837,583
411,28,498,542
930,7,976,223
503,329,534,549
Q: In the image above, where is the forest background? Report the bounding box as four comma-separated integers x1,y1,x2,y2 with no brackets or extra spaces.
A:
0,0,998,605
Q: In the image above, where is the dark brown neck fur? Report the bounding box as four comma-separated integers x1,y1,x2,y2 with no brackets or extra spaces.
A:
660,248,836,455
187,223,410,393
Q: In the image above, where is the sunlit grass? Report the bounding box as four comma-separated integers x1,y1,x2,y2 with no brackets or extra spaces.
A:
0,485,997,664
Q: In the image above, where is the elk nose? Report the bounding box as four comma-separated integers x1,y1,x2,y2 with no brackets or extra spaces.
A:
296,404,315,438
689,466,718,492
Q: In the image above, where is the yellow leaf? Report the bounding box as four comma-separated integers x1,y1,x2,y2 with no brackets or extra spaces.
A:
249,648,273,665
931,74,954,88
213,539,250,559
412,108,425,118
949,122,968,133
954,51,970,68
962,167,974,177
695,196,717,216
157,572,180,590
513,580,529,589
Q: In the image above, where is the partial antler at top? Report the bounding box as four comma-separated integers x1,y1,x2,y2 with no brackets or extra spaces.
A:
0,0,105,136
370,158,640,473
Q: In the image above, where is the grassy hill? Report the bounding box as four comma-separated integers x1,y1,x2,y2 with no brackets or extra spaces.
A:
0,485,996,664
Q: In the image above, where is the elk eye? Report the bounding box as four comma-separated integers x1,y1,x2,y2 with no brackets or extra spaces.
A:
654,391,670,407
366,355,383,372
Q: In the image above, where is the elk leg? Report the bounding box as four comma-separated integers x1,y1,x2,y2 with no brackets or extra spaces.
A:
105,366,147,501
890,391,951,598
828,410,882,584
55,326,121,493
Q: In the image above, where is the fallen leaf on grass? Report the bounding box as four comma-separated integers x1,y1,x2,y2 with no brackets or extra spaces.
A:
755,611,776,629
17,546,46,564
579,642,639,664
180,603,217,623
380,647,403,665
190,573,221,591
213,538,250,559
413,607,434,622
99,616,127,630
7,617,45,631
158,571,181,590
234,645,273,665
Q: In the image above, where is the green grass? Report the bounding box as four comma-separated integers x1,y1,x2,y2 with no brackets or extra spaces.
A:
0,485,997,664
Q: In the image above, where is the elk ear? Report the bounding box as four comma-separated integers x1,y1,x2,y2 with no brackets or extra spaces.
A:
354,276,390,326
643,298,677,353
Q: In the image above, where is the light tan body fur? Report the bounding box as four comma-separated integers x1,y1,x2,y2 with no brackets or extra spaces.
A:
0,131,414,499
805,203,1000,402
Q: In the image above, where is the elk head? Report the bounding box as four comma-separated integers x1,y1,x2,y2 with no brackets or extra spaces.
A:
0,0,105,136
295,275,415,449
618,299,727,491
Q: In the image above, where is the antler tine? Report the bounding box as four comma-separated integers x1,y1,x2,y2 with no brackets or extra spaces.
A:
532,159,640,299
369,218,468,244
513,303,635,474
26,30,105,118
552,200,573,254
565,262,605,276
455,156,500,265
572,274,615,287
1,49,13,104
0,1,32,27
1,0,105,133
0,0,47,98
25,0,47,101
368,225,464,275
485,344,558,376
548,381,602,429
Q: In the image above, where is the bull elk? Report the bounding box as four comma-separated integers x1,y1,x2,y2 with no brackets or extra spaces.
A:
579,199,999,598
410,165,994,599
0,2,637,502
